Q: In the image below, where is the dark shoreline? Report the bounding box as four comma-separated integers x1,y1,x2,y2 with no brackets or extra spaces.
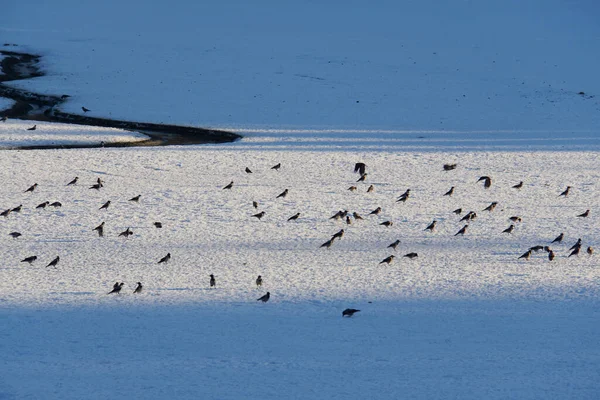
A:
0,49,242,149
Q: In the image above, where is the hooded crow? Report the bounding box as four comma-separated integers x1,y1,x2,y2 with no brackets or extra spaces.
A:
49,202,62,208
89,183,102,190
367,185,374,193
108,282,124,294
320,238,334,249
518,250,532,260
354,163,366,175
551,233,564,243
288,213,300,221
154,222,162,228
444,187,454,196
252,211,266,220
587,246,594,256
404,252,418,259
67,177,78,186
380,221,393,227
503,225,514,234
25,183,38,193
357,173,367,182
133,282,143,294
119,227,133,237
379,255,395,264
36,201,49,209
387,240,400,250
346,216,352,225
483,202,498,212
257,292,270,302
271,163,281,171
455,225,468,236
99,201,111,210
223,181,234,190
478,176,492,189
569,247,580,257
21,255,37,264
332,229,345,240
158,253,171,264
443,163,457,171
513,181,523,189
353,212,364,220
425,220,436,232
94,222,105,237
9,232,22,239
0,209,10,217
548,250,555,261
559,186,571,197
276,189,289,199
210,274,216,288
27,125,36,131
245,167,252,173
46,256,60,268
256,275,262,287
342,308,360,317
129,195,141,202
509,216,522,222
453,208,463,215
348,186,357,192
369,207,382,215
569,239,582,251
577,210,590,218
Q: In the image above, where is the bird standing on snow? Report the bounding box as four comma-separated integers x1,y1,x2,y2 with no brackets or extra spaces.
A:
518,250,532,260
25,183,38,193
503,225,515,234
82,106,91,113
257,292,270,302
478,176,492,189
577,210,590,218
444,187,454,196
46,256,60,268
587,246,594,256
223,181,233,190
380,221,393,227
357,173,367,182
119,227,133,237
210,274,216,288
342,308,360,317
443,163,457,171
559,186,571,197
513,181,523,189
454,225,468,236
320,238,334,249
551,233,564,243
367,185,374,193
9,232,22,239
108,282,124,294
387,240,400,251
379,255,395,265
158,253,171,264
354,162,366,175
27,125,36,131
256,275,262,287
271,163,281,171
331,229,344,240
129,195,141,202
99,201,111,210
369,207,382,215
483,202,498,212
94,222,105,237
154,222,163,228
36,201,49,209
252,211,266,220
67,177,78,186
133,282,143,294
21,255,37,264
245,167,252,173
288,213,300,221
425,220,436,232
276,189,289,199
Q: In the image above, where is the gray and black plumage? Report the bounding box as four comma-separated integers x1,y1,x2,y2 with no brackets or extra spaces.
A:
379,255,395,264
380,221,393,227
357,173,367,182
0,209,10,217
396,189,410,202
154,222,163,228
133,282,143,294
460,211,477,222
46,256,60,268
367,185,374,193
252,211,266,220
512,181,523,189
96,178,104,187
348,186,357,192
21,255,37,264
331,229,344,240
25,183,38,193
94,222,105,237
99,201,111,210
387,240,400,250
369,207,382,215
49,202,62,208
509,216,522,222
551,233,564,243
518,250,532,260
9,232,22,239
223,181,234,190
36,201,49,209
342,308,360,317
483,202,498,212
577,209,590,218
559,186,571,197
27,125,36,131
256,275,262,287
257,292,270,302
444,187,454,196
67,177,78,186
271,163,281,171
425,220,436,232
158,253,171,264
404,252,418,259
10,204,20,213
119,227,133,237
129,195,141,202
503,224,514,234
478,176,492,189
354,163,366,175
210,274,216,288
288,213,300,221
443,163,457,171
569,247,580,257
245,167,252,173
453,208,462,215
320,238,334,249
455,225,468,236
108,282,124,294
569,239,582,251
276,189,289,199
353,212,363,220
89,183,102,190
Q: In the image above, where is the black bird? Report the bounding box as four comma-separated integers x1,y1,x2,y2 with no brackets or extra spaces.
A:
94,222,105,237
342,308,361,317
271,163,281,171
478,176,492,189
551,233,564,243
404,252,418,259
453,208,462,215
569,239,582,251
455,225,468,236
380,221,393,227
82,106,91,112
443,163,457,171
67,177,78,186
119,227,133,237
354,162,366,175
543,246,551,252
353,212,364,220
444,187,454,196
210,274,216,288
331,229,345,240
587,246,594,256
21,255,37,264
133,282,143,294
253,201,258,209
89,183,102,190
252,211,266,220
154,222,163,228
129,195,141,202
396,189,410,202
509,216,522,222
276,189,289,199
223,181,234,190
379,255,395,264
530,245,544,252
245,167,252,173
348,186,357,192
0,209,10,217
387,240,400,250
367,185,374,193
569,247,580,257
513,181,523,189
27,125,36,131
483,202,498,212
548,250,555,261
108,282,124,294
256,275,262,287
99,201,111,210
577,209,590,218
49,202,62,208
96,178,104,187
559,186,571,197
25,183,38,193
11,204,21,213
36,201,49,209
158,253,171,264
346,216,352,225
503,224,514,234
320,238,334,249
9,232,22,239
46,256,60,268
369,207,382,215
425,220,436,232
288,213,300,221
357,173,367,182
330,210,346,220
518,250,532,260
257,292,270,302
460,211,477,222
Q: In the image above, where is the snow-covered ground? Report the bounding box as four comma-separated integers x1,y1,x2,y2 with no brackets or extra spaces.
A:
0,120,148,148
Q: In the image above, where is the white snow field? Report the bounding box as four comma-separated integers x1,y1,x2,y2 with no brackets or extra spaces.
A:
0,120,148,148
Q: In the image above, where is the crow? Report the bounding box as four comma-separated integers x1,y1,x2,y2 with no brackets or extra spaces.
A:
129,195,141,202
108,282,124,294
512,181,523,189
367,185,374,193
271,163,281,171
276,189,289,199
587,246,594,256
21,255,37,264
518,250,532,260
379,255,395,264
252,211,266,220
331,229,345,240
503,224,514,234
443,163,457,171
342,308,361,317
245,167,252,173
509,216,522,222
369,207,382,215
569,239,582,251
94,222,105,237
569,247,580,257
354,162,366,175
67,177,78,186
25,183,38,193
551,233,564,243
483,202,498,212
348,186,357,191
320,238,334,249
404,252,418,259
453,208,462,215
36,201,49,209
154,222,163,228
158,253,171,264
559,186,571,197
455,225,468,236
89,183,102,190
548,250,555,261
99,201,111,210
133,282,143,294
96,178,104,187
257,292,270,302
478,176,492,189
288,213,300,221
256,275,263,287
11,205,22,213
460,211,476,222
49,202,62,208
357,173,367,182
353,212,364,220
577,210,590,218
119,227,133,237
27,125,36,131
387,240,400,250
346,216,352,225
82,106,91,112
380,221,393,227
46,256,60,268
9,232,22,239
425,220,436,232
0,209,10,217
223,181,234,190
330,210,347,220
210,274,216,288
444,187,454,196
396,189,410,203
